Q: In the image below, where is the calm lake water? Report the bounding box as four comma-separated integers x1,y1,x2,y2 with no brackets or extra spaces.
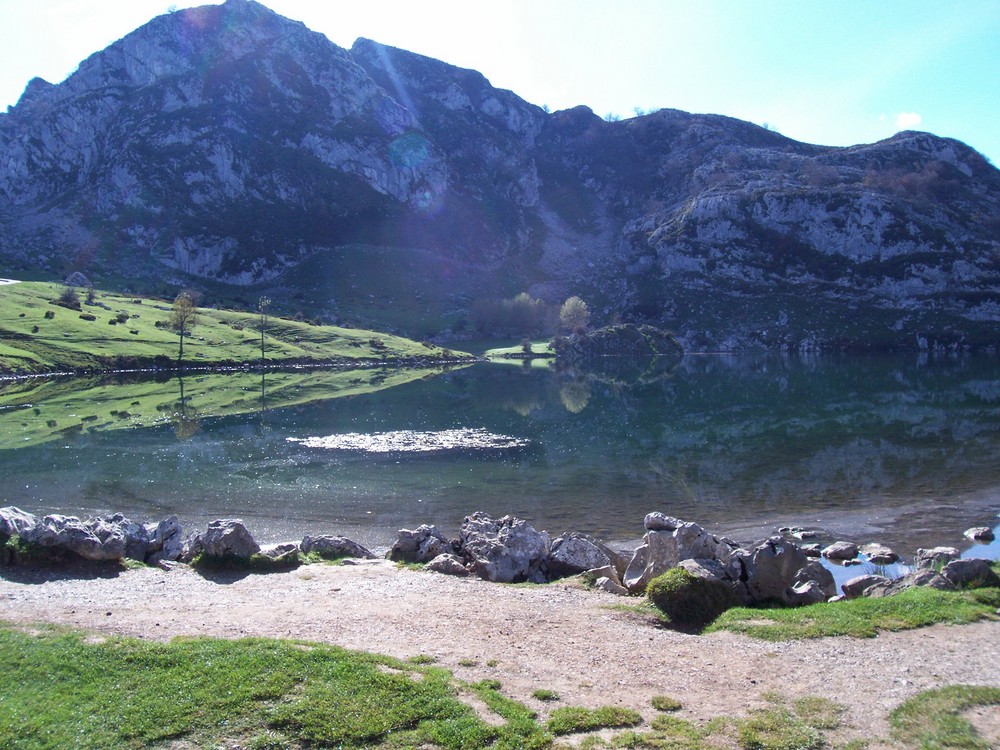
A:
1,354,998,558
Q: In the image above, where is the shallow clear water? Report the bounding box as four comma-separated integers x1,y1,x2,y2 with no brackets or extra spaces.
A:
1,353,998,558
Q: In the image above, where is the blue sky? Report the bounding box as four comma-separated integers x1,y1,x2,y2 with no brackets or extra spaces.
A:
2,0,998,164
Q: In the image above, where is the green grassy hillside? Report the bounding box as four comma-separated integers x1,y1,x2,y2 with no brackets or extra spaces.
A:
0,282,470,375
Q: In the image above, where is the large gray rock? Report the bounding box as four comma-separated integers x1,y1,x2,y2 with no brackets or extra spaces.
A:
547,532,625,580
145,516,183,563
182,519,260,561
388,525,451,563
785,580,826,606
0,506,38,539
301,535,375,560
460,512,550,583
792,560,837,599
644,513,683,531
941,558,1000,589
426,553,470,577
23,514,128,561
735,537,810,604
623,521,735,593
915,546,960,569
864,569,956,598
842,573,891,599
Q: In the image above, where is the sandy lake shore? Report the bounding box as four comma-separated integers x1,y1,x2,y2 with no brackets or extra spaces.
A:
2,558,999,747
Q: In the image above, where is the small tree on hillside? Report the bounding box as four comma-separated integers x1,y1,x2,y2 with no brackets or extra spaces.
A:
258,296,271,365
169,292,198,365
559,296,590,334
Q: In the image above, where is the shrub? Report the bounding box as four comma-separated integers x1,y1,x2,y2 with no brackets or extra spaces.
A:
44,310,55,319
79,313,97,322
646,568,738,629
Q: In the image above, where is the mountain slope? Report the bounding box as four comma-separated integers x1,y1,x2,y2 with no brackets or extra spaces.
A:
2,0,999,350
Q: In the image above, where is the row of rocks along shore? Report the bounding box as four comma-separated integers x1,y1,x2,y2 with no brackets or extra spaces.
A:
1,506,997,607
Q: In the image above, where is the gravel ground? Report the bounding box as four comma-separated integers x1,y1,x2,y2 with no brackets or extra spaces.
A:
2,559,999,747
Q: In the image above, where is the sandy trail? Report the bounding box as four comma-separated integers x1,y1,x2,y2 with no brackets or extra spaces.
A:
2,559,998,746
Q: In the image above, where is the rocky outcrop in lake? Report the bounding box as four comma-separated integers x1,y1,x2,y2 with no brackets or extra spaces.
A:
1,0,999,349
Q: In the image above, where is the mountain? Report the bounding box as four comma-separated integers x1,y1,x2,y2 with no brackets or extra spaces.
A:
2,0,999,351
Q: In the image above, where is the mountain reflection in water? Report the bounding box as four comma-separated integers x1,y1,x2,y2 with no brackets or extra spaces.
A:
0,354,998,556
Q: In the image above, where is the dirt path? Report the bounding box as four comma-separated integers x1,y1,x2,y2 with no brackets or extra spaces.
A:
2,559,998,746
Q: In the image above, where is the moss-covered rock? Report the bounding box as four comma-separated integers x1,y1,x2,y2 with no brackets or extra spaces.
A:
647,567,738,629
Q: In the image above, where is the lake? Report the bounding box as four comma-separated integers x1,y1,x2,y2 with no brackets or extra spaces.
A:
1,353,998,558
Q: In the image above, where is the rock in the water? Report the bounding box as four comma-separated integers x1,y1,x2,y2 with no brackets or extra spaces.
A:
388,525,451,563
0,506,38,539
301,535,375,560
964,527,996,542
800,543,823,557
941,558,1000,589
864,569,956,598
859,542,898,564
182,519,260,561
460,512,550,583
821,541,859,561
426,553,470,577
915,546,961,569
547,532,624,580
842,574,891,599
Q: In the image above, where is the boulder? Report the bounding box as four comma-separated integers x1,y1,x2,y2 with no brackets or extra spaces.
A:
426,553,470,577
941,558,1000,589
736,537,809,604
260,542,300,566
842,574,891,599
800,543,823,557
785,580,826,606
644,513,683,531
964,527,996,542
821,541,859,561
23,514,127,561
864,569,956,598
678,558,733,585
145,516,183,564
0,506,38,539
460,512,550,583
593,576,630,596
547,532,625,580
301,535,375,560
182,519,260,561
623,522,735,593
915,546,960,569
792,560,837,599
859,542,898,565
388,525,451,563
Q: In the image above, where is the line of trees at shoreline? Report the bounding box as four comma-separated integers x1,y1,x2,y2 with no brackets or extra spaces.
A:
470,292,590,338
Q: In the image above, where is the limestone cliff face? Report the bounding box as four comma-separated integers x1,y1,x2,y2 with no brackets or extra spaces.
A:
2,0,999,349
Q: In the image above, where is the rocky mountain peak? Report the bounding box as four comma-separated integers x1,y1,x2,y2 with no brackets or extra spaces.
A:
1,1,998,351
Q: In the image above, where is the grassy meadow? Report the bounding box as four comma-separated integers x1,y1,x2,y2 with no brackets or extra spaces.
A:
0,281,469,375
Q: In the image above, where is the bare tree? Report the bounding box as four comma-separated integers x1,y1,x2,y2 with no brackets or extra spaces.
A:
258,295,271,365
169,292,198,365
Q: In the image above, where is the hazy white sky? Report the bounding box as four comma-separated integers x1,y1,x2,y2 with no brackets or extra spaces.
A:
2,0,998,164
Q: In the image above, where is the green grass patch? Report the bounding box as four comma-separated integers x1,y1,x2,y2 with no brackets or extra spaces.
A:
646,567,738,630
650,695,682,712
0,625,543,750
0,281,471,375
547,705,643,735
532,689,561,702
707,586,999,640
890,685,1000,750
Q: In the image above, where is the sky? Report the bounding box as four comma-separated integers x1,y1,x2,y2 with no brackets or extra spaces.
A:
1,0,998,165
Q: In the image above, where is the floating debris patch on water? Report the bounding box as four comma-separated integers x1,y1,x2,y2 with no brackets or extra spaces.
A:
287,428,531,454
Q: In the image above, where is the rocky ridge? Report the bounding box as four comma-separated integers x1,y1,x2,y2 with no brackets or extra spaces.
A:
2,0,999,350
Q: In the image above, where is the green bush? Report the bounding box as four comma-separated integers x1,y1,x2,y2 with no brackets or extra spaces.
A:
646,568,738,629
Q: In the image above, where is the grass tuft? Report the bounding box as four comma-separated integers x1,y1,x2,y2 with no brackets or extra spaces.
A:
651,695,683,712
548,705,643,735
532,689,561,702
890,685,1000,750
